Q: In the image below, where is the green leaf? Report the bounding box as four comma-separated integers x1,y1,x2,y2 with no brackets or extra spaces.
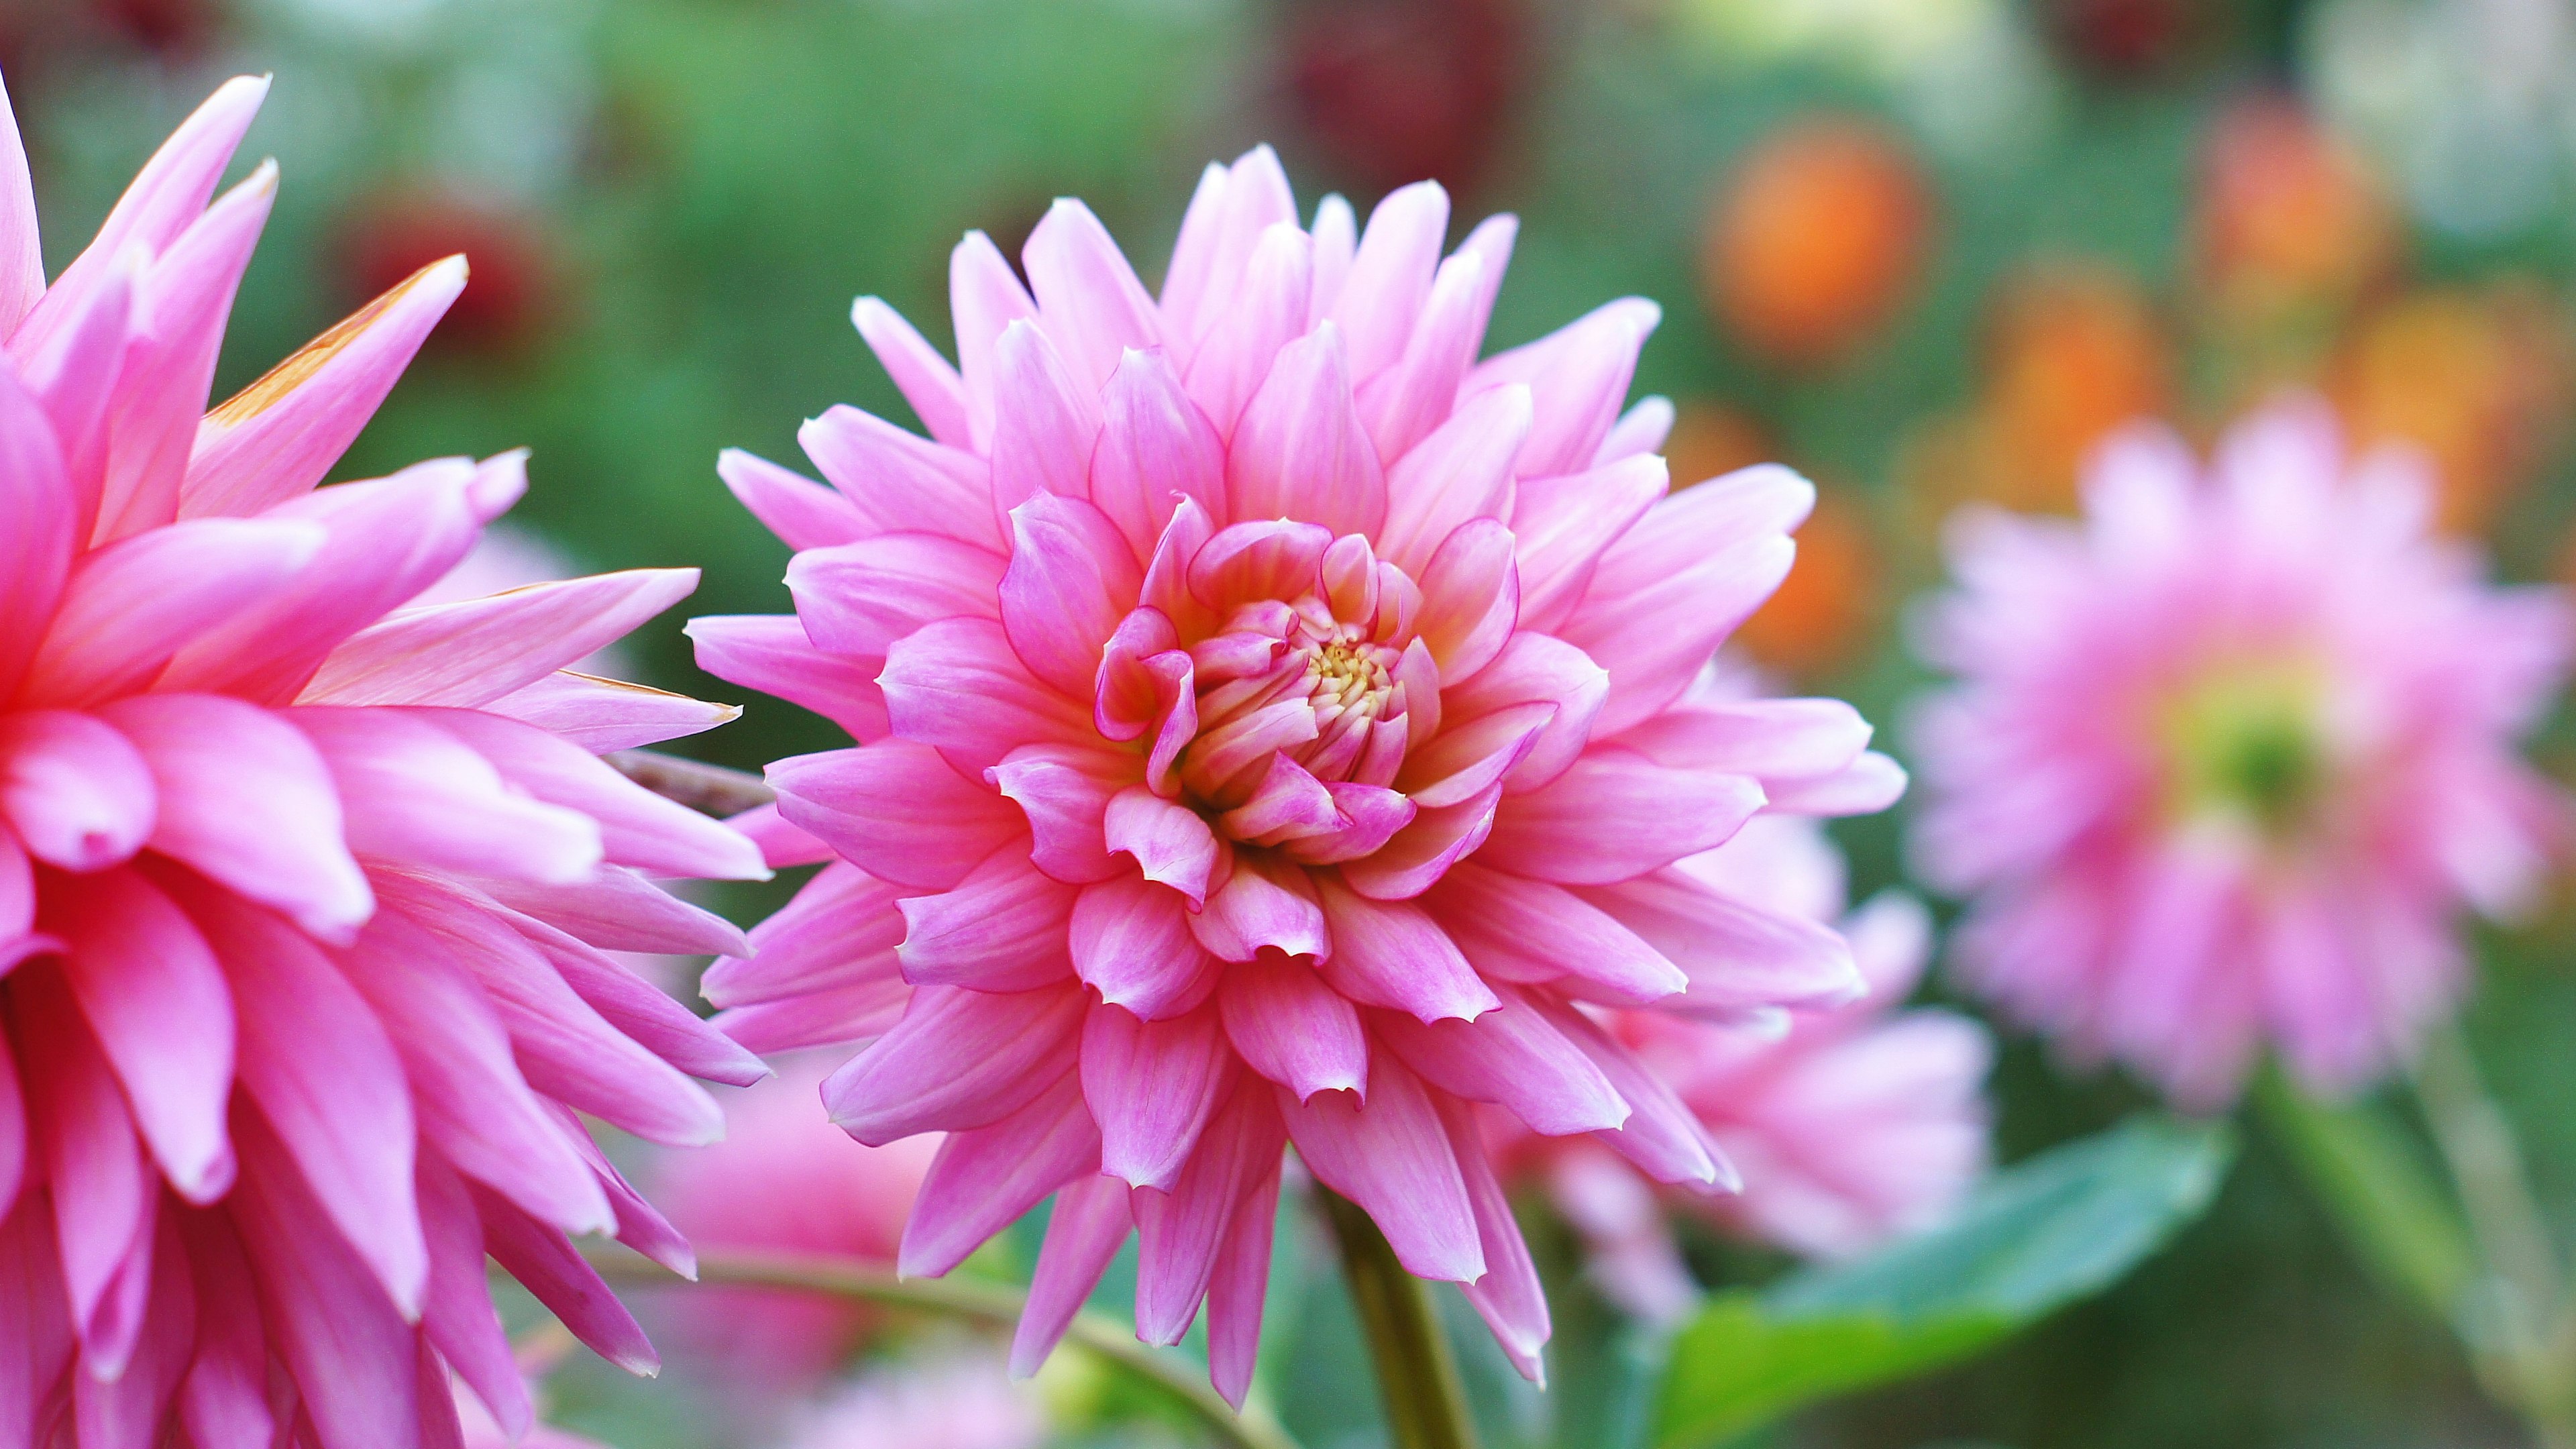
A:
2253,1067,2473,1324
1653,1115,2237,1449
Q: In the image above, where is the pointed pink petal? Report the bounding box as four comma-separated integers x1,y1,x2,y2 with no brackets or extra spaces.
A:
1070,873,1225,1020
898,850,1078,992
798,403,1002,551
1008,1169,1132,1377
1025,197,1163,391
1277,1055,1483,1281
988,319,1102,523
101,693,373,939
897,1070,1101,1277
1442,1094,1549,1381
413,1154,532,1441
786,531,1004,658
22,517,323,708
1479,748,1765,885
1226,323,1386,537
1576,864,1865,1016
714,977,912,1055
1412,517,1519,683
505,909,767,1087
1338,780,1502,901
0,364,72,698
852,296,970,448
471,1183,658,1375
0,75,40,334
686,613,888,741
768,739,1024,890
1373,982,1625,1136
482,669,745,753
989,743,1131,885
1183,221,1311,435
1083,1000,1232,1191
821,983,1087,1145
720,447,868,549
1218,951,1366,1101
1596,394,1674,466
182,255,466,517
1220,753,1342,843
1356,247,1486,462
289,705,603,887
1312,875,1497,1022
1426,860,1685,1005
15,967,153,1367
1165,146,1296,356
1002,492,1142,695
478,865,749,958
1377,383,1527,576
1436,633,1609,795
1157,163,1232,348
303,567,700,708
1307,193,1358,323
881,615,1096,770
950,229,1040,451
1535,996,1731,1189
421,706,767,879
1462,297,1659,479
1328,180,1450,381
1134,1074,1284,1344
1511,454,1668,632
726,798,837,868
1395,699,1552,810
702,859,903,1006
1205,1150,1283,1409
1185,517,1334,614
52,868,235,1201
1093,346,1228,562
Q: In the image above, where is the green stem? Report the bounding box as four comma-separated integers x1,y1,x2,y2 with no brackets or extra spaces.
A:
586,1246,1301,1449
2412,1020,2576,1448
1320,1189,1481,1449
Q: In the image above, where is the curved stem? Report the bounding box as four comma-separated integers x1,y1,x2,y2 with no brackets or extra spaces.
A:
586,1246,1301,1449
607,750,776,816
1320,1189,1481,1449
2412,1019,2576,1448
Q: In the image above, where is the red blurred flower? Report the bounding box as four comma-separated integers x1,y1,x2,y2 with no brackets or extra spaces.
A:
2191,97,2398,335
1285,0,1529,195
334,188,557,354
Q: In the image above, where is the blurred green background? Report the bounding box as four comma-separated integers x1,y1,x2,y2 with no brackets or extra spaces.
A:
19,0,2576,1444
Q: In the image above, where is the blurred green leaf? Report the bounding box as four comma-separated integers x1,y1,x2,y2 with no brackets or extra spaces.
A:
2254,1069,2475,1324
1653,1115,2237,1449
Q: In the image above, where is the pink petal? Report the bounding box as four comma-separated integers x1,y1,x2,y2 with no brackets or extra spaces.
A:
472,1183,659,1375
769,739,1024,890
1277,1055,1483,1281
182,256,467,518
1226,323,1387,537
476,865,748,958
1183,221,1311,435
1008,1170,1132,1377
988,319,1102,523
949,229,1040,452
1397,699,1552,810
726,799,838,868
1133,1075,1284,1345
1327,180,1450,382
1312,875,1498,1023
1280,781,1418,865
0,75,39,335
1163,146,1296,357
714,977,911,1056
786,531,1006,659
1205,1150,1284,1409
1595,395,1675,466
1186,517,1334,613
421,706,767,879
1613,695,1874,779
172,1213,275,1449
1070,873,1225,1020
481,669,746,753
1338,781,1502,901
686,613,889,741
1373,983,1625,1136
0,363,72,698
1442,1094,1550,1381
1511,454,1668,633
852,295,970,448
895,1069,1100,1277
1426,861,1685,1005
1219,950,1368,1100
881,616,1095,771
21,517,324,708
15,967,153,1368
1024,197,1163,392
1104,784,1221,903
989,743,1132,885
798,404,1002,551
1376,382,1527,576
303,567,700,708
24,249,138,542
719,447,868,550
0,710,154,871
1462,297,1659,479
821,983,1087,1145
1411,518,1519,682
51,869,235,1201
1536,997,1733,1189
1356,246,1487,462
505,910,767,1087
1081,1000,1232,1191
290,705,603,886
1434,633,1607,796
1220,753,1344,843
1092,347,1228,562
1307,193,1357,324
1002,492,1142,696
702,859,904,1007
1576,864,1864,1016
413,1154,531,1441
1479,748,1764,885
1189,849,1330,962
898,850,1079,993
101,693,373,940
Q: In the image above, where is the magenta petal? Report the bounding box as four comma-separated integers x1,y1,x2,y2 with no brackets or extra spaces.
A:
1226,323,1387,537
687,613,889,741
704,861,904,1008
413,1155,531,1441
898,851,1078,993
1189,850,1330,963
821,983,1086,1145
989,743,1132,885
718,447,869,551
1427,861,1686,1006
1373,984,1625,1136
52,869,236,1201
1008,1171,1132,1377
476,865,751,959
881,616,1096,770
1219,951,1368,1101
23,517,323,708
1442,1093,1550,1383
172,1213,274,1449
1277,1055,1483,1281
1069,873,1224,1020
0,709,154,871
768,739,1024,890
0,363,72,698
724,800,838,869
16,967,152,1367
1313,876,1497,1023
852,295,971,448
1280,782,1417,866
1132,1076,1284,1345
506,911,769,1087
787,531,1006,659
896,1070,1100,1277
1437,633,1609,796
102,693,373,940
1338,782,1502,901
1377,383,1527,577
1081,1000,1231,1191
1093,347,1228,565
1204,1151,1283,1409
1001,492,1142,696
797,404,1002,551
1537,997,1733,1190
425,706,767,879
1024,197,1164,392
950,229,1041,452
1104,784,1220,903
291,705,603,888
472,1183,659,1375
1479,748,1766,885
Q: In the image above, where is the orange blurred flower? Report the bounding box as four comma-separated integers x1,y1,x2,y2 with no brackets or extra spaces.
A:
2190,96,2399,335
1980,262,2174,513
2332,284,2573,535
1663,400,1775,490
1702,116,1933,366
1733,486,1881,680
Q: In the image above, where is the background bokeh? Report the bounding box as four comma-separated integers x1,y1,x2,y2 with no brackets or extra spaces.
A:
18,0,2576,1444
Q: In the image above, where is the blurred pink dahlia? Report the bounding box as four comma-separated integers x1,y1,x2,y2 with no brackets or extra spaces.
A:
698,148,1902,1397
1912,399,2572,1106
0,76,771,1449
1507,808,1992,1323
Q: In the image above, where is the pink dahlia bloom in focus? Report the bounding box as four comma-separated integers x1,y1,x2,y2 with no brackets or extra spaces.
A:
0,75,773,1448
696,147,1902,1397
648,1055,937,1397
1911,398,2573,1106
1509,807,1992,1323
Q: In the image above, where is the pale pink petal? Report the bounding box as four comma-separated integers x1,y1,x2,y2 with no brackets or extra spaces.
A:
290,706,603,886
420,706,767,879
303,568,700,708
1461,297,1658,479
1375,983,1625,1136
798,404,1001,550
988,319,1102,523
720,447,869,550
1576,865,1864,1015
1479,749,1765,885
1595,395,1674,466
1024,197,1163,392
852,295,971,448
822,983,1087,1145
1327,180,1450,382
950,229,1040,452
1412,518,1519,682
0,364,73,697
1426,861,1685,1005
1226,323,1387,537
482,670,745,753
1203,1150,1283,1409
702,860,903,1007
1376,383,1527,576
1189,849,1330,961
1277,1056,1483,1281
1511,455,1668,633
23,517,323,708
1338,781,1503,901
1070,873,1224,1020
769,739,1024,891
881,616,1096,770
1442,1095,1548,1382
1535,996,1732,1190
1183,222,1311,435
1435,633,1608,794
1082,1000,1231,1191
1104,784,1221,903
1356,248,1486,462
687,613,889,740
1092,346,1228,562
786,531,1005,659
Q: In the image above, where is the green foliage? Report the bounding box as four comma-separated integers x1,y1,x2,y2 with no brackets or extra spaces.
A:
1654,1116,2237,1448
2253,1069,2474,1324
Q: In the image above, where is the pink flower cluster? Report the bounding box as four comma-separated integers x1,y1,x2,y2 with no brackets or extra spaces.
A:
1912,400,2572,1105
0,77,770,1449
697,147,1903,1395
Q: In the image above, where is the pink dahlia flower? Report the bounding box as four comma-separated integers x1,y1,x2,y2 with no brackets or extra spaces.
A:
697,147,1902,1397
767,1352,1047,1449
1509,808,1993,1322
1911,398,2572,1106
647,1055,937,1397
0,74,772,1449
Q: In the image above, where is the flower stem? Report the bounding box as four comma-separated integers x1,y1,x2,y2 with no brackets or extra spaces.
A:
584,1246,1301,1449
607,749,775,816
1319,1189,1482,1449
2412,1019,2576,1447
